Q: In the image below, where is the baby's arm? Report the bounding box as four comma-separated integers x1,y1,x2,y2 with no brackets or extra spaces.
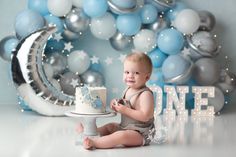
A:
113,91,154,122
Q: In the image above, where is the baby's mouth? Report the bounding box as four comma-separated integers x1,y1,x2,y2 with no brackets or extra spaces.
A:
126,80,135,84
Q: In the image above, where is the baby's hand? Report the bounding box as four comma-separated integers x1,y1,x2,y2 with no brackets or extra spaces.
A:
112,102,126,113
110,99,118,111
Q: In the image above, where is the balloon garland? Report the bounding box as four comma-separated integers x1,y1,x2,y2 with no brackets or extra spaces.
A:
0,0,236,116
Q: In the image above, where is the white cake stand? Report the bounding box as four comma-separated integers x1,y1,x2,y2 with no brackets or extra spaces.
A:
65,111,117,136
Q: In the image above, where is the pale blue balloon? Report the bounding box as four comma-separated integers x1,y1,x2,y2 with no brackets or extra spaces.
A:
147,68,165,88
166,2,187,21
67,50,91,74
14,9,45,39
44,15,64,32
28,0,49,16
116,13,142,36
157,28,184,55
140,4,158,24
162,54,191,80
111,0,136,9
83,0,108,17
0,36,19,61
148,48,168,68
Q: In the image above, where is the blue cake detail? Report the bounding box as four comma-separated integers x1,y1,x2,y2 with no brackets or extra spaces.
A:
80,85,103,109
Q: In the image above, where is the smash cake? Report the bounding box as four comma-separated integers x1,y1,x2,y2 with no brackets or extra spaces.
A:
74,85,107,114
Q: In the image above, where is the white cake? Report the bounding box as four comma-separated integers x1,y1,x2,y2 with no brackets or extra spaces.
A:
74,86,106,114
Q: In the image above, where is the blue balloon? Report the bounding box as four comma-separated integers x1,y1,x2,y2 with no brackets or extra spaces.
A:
116,14,142,36
90,62,103,74
148,68,165,88
15,9,45,39
186,98,194,110
44,15,64,33
157,28,184,55
140,4,158,24
148,48,168,68
83,0,108,17
28,0,49,16
0,36,19,61
162,54,191,80
185,78,198,101
45,39,65,54
166,2,188,21
111,0,136,9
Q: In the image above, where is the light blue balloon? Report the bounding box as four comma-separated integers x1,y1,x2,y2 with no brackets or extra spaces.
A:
0,36,19,61
148,68,165,88
162,54,191,80
28,0,49,16
14,9,45,39
157,28,184,55
83,0,108,17
140,4,158,24
148,48,168,68
44,15,64,33
116,13,142,36
111,0,136,9
166,2,188,21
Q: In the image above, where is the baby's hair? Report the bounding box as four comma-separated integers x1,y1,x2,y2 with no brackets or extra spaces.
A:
125,52,153,73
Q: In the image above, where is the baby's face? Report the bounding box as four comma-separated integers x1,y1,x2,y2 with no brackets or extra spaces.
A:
123,60,150,89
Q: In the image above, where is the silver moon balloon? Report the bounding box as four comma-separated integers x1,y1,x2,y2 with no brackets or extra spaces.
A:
11,27,74,116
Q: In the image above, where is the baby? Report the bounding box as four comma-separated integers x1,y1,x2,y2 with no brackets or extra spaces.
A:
80,52,155,149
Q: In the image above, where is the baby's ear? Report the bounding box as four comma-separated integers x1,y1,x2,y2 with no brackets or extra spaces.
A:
145,73,151,81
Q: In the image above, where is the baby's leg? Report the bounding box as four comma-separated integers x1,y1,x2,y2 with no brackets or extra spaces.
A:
97,122,119,136
83,130,143,149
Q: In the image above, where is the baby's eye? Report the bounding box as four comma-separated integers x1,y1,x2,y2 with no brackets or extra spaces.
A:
135,72,140,75
124,71,129,74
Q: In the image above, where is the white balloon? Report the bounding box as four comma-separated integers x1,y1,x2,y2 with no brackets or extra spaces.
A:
72,0,83,8
48,0,72,17
174,9,200,34
90,12,116,40
67,50,90,74
133,29,156,52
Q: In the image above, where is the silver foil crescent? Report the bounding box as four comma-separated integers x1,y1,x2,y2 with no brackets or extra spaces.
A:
11,27,75,116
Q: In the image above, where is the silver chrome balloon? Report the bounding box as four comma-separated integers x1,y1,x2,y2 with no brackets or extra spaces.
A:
146,0,175,12
65,8,90,33
146,17,170,34
11,27,75,115
198,10,216,32
216,69,236,94
186,31,220,60
108,0,144,14
164,55,194,84
109,31,133,51
81,70,104,87
62,29,80,41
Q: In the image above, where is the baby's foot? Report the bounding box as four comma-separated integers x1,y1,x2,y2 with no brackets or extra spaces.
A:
83,137,95,150
76,123,84,133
